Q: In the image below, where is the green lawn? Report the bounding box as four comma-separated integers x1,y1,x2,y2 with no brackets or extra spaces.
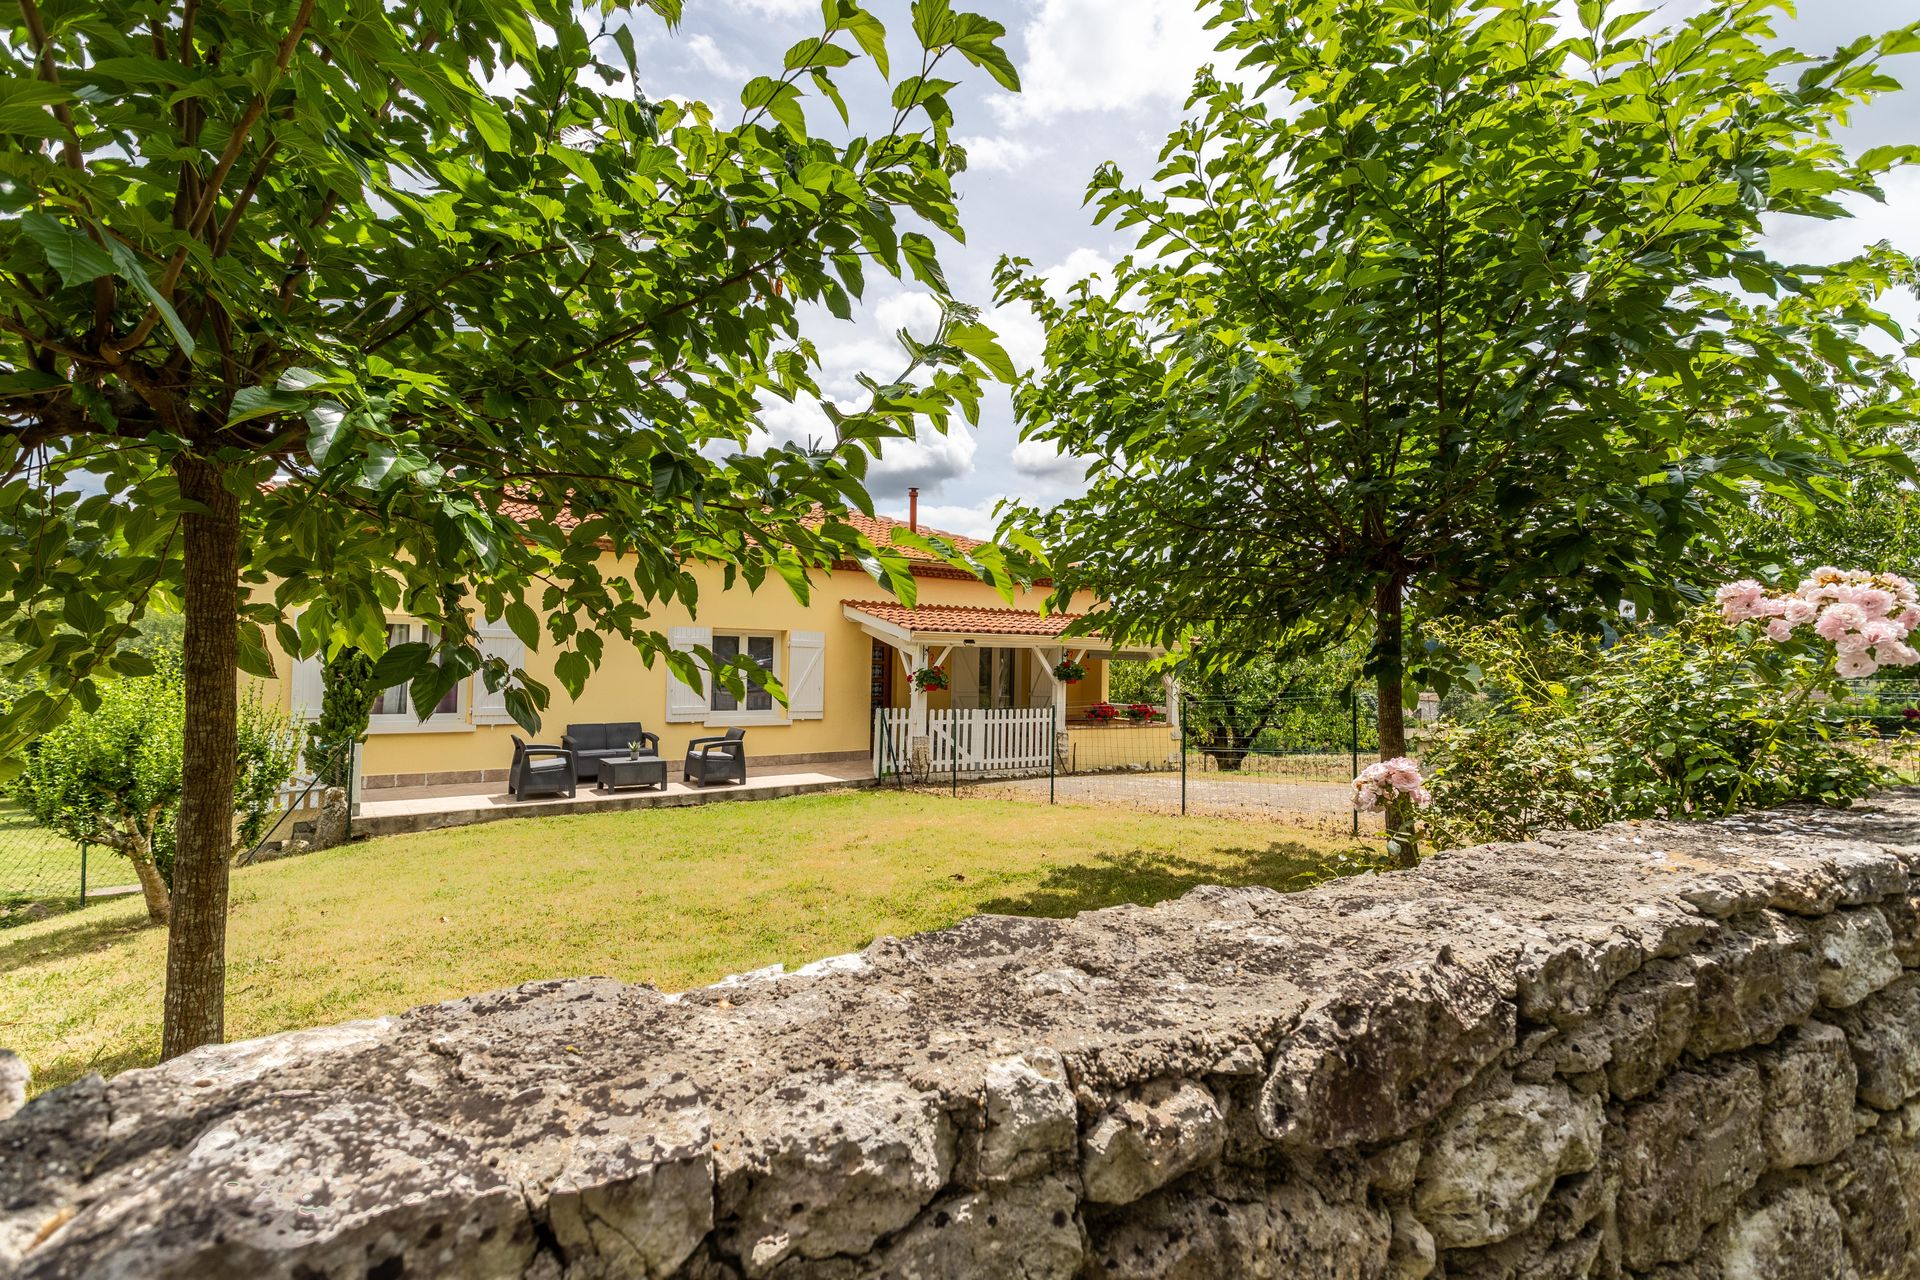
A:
0,789,1377,1095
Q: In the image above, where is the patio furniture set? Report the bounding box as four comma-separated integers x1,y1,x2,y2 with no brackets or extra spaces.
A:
507,722,749,801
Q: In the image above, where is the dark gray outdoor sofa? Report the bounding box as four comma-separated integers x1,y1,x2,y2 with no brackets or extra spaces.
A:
561,722,659,782
683,728,747,786
508,736,577,800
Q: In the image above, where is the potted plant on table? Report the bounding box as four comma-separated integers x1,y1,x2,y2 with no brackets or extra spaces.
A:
913,665,950,692
1052,657,1086,685
627,740,646,759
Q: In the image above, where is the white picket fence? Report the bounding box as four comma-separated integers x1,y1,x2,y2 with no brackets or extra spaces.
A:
873,707,1056,777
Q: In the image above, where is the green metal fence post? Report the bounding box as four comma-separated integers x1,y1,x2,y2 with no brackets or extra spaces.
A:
1179,694,1188,817
1350,693,1360,838
79,840,87,905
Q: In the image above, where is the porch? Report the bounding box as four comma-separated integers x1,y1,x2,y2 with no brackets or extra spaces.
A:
347,761,873,839
845,599,1167,777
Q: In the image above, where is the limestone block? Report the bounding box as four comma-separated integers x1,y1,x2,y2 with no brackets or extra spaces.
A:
855,1177,1085,1280
1698,1182,1856,1280
1822,1134,1920,1280
980,1051,1077,1184
1829,976,1920,1111
1085,1175,1391,1279
1686,912,1817,1057
1412,1080,1602,1249
1756,1021,1857,1169
1080,1078,1223,1206
1810,908,1902,1009
1612,1059,1766,1271
14,1093,541,1279
721,1073,953,1277
1260,963,1516,1149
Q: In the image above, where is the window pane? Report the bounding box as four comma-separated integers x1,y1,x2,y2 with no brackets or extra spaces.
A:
977,648,992,708
710,634,739,711
998,649,1016,707
371,624,411,716
746,636,774,711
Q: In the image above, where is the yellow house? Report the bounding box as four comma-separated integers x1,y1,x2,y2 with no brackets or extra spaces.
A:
261,508,1172,793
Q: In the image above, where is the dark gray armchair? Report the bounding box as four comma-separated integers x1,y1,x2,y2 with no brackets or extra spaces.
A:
509,735,577,800
683,727,747,786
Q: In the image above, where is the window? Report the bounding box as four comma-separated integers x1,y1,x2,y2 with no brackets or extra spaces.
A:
976,648,1019,709
370,623,460,720
710,633,775,713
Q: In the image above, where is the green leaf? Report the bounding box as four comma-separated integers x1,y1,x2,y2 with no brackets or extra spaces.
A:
20,212,116,287
947,320,1016,381
106,240,194,355
227,385,310,426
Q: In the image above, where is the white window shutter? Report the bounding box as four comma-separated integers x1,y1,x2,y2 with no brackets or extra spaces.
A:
789,630,826,720
473,624,525,725
290,653,324,723
666,625,711,722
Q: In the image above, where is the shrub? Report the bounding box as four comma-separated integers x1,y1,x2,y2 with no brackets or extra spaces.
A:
1421,607,1887,848
14,653,301,924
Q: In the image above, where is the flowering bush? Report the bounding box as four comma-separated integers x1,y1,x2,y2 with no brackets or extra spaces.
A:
1352,757,1432,812
1123,702,1160,723
912,665,949,692
1052,658,1087,684
1086,702,1119,722
1418,601,1889,848
1717,568,1920,678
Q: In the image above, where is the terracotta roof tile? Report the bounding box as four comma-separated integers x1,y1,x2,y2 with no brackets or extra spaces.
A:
842,599,1096,639
491,498,979,565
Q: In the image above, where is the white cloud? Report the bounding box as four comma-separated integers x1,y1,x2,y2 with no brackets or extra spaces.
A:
1011,439,1088,487
868,427,978,498
719,0,814,15
956,134,1041,174
873,291,946,338
900,499,1004,541
684,33,747,80
993,0,1219,127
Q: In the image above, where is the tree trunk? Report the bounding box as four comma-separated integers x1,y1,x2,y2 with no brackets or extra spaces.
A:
162,452,241,1060
1374,573,1417,868
127,835,171,926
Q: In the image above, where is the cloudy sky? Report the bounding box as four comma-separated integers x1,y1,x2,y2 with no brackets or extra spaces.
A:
641,0,1919,539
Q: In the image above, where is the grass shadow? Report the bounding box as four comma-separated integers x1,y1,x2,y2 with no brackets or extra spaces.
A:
976,840,1388,919
0,906,158,972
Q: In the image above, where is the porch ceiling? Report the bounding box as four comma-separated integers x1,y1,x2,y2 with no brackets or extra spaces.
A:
841,600,1161,658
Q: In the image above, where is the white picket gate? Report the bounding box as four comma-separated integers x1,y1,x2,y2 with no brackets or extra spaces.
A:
873,707,1056,777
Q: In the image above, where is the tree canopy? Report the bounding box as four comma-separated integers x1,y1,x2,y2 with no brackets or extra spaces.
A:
1,0,1018,1053
999,0,1919,854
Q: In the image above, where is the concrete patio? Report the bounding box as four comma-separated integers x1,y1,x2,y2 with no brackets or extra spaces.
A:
350,762,874,838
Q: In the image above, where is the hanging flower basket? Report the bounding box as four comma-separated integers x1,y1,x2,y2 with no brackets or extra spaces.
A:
912,665,949,692
1086,702,1119,723
1052,657,1087,685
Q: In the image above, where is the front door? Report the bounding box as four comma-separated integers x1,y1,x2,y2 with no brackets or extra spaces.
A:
976,647,1019,709
869,639,894,747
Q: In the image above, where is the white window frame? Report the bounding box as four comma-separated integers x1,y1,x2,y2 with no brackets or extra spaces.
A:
366,621,473,735
704,629,786,727
975,647,1021,710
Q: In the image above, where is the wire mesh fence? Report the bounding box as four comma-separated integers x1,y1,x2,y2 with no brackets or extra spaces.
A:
0,799,114,924
875,695,1392,838
0,735,361,926
1839,679,1920,782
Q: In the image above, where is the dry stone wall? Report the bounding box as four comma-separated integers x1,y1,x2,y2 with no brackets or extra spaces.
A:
8,798,1920,1278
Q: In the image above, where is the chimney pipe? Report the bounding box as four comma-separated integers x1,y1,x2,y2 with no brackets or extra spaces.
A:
908,487,919,533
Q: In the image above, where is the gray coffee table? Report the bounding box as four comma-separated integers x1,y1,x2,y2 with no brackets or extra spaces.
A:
597,754,667,792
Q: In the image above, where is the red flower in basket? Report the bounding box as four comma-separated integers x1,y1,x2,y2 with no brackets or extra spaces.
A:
1125,703,1159,723
1087,702,1119,722
913,665,949,692
1052,657,1087,685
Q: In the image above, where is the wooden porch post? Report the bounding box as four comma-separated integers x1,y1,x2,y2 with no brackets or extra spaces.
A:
1162,671,1181,732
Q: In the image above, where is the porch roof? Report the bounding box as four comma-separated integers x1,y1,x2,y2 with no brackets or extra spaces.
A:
841,600,1160,657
